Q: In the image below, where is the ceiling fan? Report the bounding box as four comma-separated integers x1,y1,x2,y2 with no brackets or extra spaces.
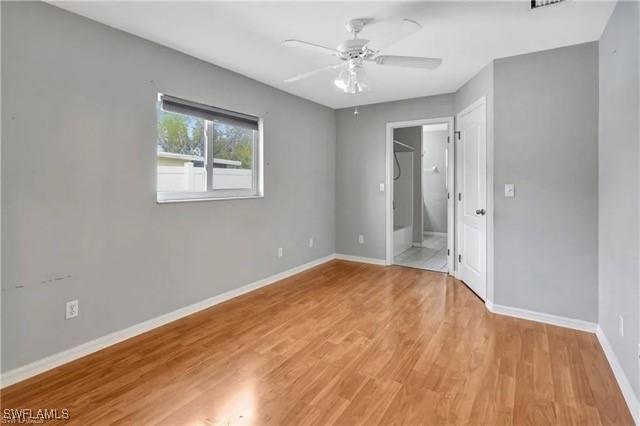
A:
282,18,442,94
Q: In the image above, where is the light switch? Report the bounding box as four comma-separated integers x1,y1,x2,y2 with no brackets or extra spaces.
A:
379,183,385,192
504,184,515,198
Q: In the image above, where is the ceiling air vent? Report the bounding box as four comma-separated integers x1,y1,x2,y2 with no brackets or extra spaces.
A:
531,0,564,9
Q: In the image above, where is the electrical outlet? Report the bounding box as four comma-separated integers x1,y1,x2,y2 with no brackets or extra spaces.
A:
379,183,385,192
619,315,624,337
358,235,365,244
278,247,283,258
66,300,79,320
309,238,314,248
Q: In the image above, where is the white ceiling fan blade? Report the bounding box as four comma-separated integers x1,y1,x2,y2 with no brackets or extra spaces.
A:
364,19,422,53
282,39,340,57
284,63,345,83
374,55,442,70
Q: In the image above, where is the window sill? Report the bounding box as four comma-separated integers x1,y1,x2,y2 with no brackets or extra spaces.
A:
157,193,264,204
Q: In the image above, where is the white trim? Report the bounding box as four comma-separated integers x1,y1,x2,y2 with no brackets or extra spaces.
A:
157,194,264,204
487,302,597,333
596,326,640,424
4,249,637,426
485,299,494,311
423,231,447,237
422,122,448,132
0,254,336,389
386,116,455,268
456,97,487,122
335,254,387,265
487,303,639,421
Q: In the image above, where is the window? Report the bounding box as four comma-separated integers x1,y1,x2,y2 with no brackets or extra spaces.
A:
156,94,263,202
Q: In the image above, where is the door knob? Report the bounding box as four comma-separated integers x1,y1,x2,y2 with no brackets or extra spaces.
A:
475,209,486,215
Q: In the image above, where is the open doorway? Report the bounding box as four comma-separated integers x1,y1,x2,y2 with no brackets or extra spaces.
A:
386,117,454,273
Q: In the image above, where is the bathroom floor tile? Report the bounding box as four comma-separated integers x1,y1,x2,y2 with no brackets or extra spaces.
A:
394,234,448,273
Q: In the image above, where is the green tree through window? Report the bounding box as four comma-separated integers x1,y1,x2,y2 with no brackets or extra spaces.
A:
157,106,254,169
157,110,204,157
211,122,253,169
157,96,261,200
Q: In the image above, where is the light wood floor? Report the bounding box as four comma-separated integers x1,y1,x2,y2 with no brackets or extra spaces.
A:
1,260,632,425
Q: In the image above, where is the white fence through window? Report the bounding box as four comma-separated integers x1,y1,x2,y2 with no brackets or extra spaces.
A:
157,163,252,192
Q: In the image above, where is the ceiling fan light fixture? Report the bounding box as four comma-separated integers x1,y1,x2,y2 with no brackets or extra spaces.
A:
283,17,441,94
353,67,370,92
334,67,370,94
334,68,350,91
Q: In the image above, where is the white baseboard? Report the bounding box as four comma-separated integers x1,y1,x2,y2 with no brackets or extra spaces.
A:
485,299,494,312
486,302,597,333
487,303,640,421
423,231,446,237
334,253,387,265
7,253,633,426
0,254,336,389
596,326,640,425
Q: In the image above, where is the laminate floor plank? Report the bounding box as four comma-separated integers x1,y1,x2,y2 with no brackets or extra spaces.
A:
1,261,632,425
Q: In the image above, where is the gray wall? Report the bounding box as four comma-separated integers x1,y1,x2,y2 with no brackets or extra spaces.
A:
455,62,494,118
393,126,423,242
335,95,455,259
493,42,599,322
1,2,336,372
2,0,629,385
598,1,640,397
422,128,448,234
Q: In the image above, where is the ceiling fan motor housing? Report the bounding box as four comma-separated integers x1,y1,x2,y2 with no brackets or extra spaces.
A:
337,38,372,59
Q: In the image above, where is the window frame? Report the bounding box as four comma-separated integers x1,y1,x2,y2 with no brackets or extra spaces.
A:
156,94,264,203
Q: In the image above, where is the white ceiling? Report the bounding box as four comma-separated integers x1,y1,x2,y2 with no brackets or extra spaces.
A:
49,1,615,109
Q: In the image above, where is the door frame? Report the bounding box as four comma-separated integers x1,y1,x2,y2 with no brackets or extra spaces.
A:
385,116,455,269
454,96,491,302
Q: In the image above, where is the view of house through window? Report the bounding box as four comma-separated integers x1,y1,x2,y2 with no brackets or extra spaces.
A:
156,95,261,201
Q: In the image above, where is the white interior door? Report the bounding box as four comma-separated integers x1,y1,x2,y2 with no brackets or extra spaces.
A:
456,98,487,300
